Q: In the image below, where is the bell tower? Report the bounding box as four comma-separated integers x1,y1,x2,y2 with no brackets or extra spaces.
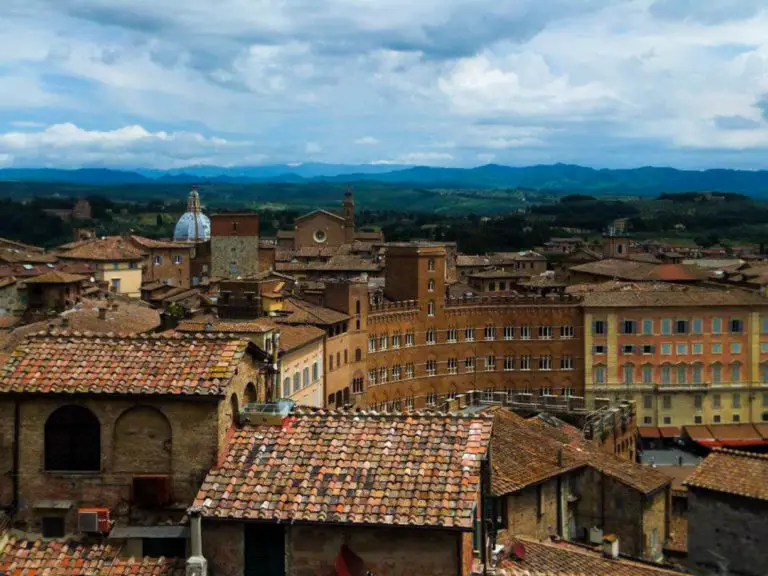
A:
343,186,355,244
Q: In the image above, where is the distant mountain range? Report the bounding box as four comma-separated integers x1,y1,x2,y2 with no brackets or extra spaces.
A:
2,163,768,196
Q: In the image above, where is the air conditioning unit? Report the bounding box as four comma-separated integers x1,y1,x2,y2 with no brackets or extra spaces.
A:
78,508,110,533
589,527,604,545
132,475,172,509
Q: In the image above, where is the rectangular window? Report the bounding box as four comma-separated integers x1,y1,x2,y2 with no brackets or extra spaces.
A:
642,344,654,355
557,326,572,340
764,392,768,406
465,357,476,372
692,343,703,355
465,328,475,342
694,415,702,424
730,318,744,334
329,355,334,371
485,325,497,341
730,342,742,354
663,416,672,425
503,325,514,340
485,356,496,371
677,365,687,385
762,318,768,334
731,363,741,382
447,329,458,343
643,416,653,425
391,334,400,349
661,365,671,385
405,332,415,347
538,326,553,340
661,343,672,356
593,365,606,384
693,364,702,384
520,326,531,340
675,319,689,334
392,365,401,381
661,318,672,335
761,343,768,354
713,414,721,423
379,335,388,351
504,356,515,371
713,363,722,384
426,329,436,345
622,320,637,334
448,358,458,374
593,320,606,335
379,366,387,383
712,343,722,354
174,255,183,265
426,360,436,377
676,343,688,355
642,365,653,384
692,318,703,335
643,395,653,409
520,356,531,371
642,319,653,335
593,345,606,355
733,414,741,423
153,255,162,265
539,356,552,371
405,363,414,379
368,370,377,386
662,395,672,410
712,317,722,334
369,336,376,353
622,344,635,355
623,364,633,385
733,393,741,409
560,356,573,370
713,394,721,409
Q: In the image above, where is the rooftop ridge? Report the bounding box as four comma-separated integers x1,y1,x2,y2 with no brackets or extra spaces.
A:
291,407,494,420
710,446,768,460
27,329,246,341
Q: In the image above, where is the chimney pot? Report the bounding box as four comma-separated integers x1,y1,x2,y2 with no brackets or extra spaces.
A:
602,535,619,559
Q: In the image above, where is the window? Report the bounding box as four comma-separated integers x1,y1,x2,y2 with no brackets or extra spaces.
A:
713,393,721,409
733,393,741,409
539,355,552,371
465,328,475,342
731,362,741,383
520,356,531,371
676,343,688,355
111,278,121,291
593,365,606,384
662,395,672,410
426,329,436,345
661,365,671,385
694,415,702,424
761,343,768,354
427,258,435,272
153,255,163,265
405,363,414,379
730,342,742,354
354,348,362,362
642,344,654,355
379,335,388,351
520,326,531,340
44,406,101,472
427,279,435,292
713,414,722,423
675,320,689,334
504,325,515,340
129,262,138,270
692,318,703,334
663,416,672,425
642,364,653,384
643,416,653,425
426,392,436,406
560,325,574,339
712,317,722,334
489,282,496,292
623,364,634,385
405,332,415,347
642,319,653,335
392,334,401,349
661,318,671,335
504,356,515,371
712,363,722,384
313,361,320,381
730,318,744,334
485,325,497,341
765,392,768,406
661,343,672,356
405,396,414,410
368,370,377,386
379,366,388,383
622,344,635,355
369,336,376,353
761,318,768,334
593,345,606,354
677,365,687,385
733,414,741,423
692,364,702,384
283,377,291,397
329,354,334,371
465,356,476,372
447,329,458,343
392,365,401,381
561,356,573,370
174,255,183,265
352,376,364,394
427,300,435,317
303,367,310,388
355,300,361,315
712,343,722,354
42,516,65,538
593,320,606,335
538,326,553,340
692,343,703,355
485,356,496,371
623,320,637,334
336,352,341,368
448,358,458,374
293,372,300,393
643,395,653,409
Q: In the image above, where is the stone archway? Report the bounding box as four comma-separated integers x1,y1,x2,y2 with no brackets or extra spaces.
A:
113,406,172,474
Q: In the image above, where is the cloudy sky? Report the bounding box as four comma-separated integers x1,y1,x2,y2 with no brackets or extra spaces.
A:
1,0,768,169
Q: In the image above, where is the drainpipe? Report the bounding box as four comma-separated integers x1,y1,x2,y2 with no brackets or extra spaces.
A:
270,332,280,401
480,455,490,574
11,399,20,515
186,506,208,576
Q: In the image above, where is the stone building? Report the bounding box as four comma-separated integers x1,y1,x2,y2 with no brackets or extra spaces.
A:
684,448,768,576
0,332,262,537
18,271,86,314
210,213,260,279
57,236,145,297
193,409,493,576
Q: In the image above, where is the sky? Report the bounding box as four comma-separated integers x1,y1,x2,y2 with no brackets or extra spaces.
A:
2,0,768,170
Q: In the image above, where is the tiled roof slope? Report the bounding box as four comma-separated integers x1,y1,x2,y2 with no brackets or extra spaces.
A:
0,537,185,575
491,410,586,495
195,410,493,529
177,319,278,334
584,447,670,495
582,285,767,308
21,271,87,284
58,236,145,262
278,324,326,353
0,332,249,396
279,296,350,325
502,537,685,576
684,447,768,501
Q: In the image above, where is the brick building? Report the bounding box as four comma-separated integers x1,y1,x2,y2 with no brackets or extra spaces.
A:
684,448,768,576
193,409,493,576
57,236,145,297
0,332,262,537
210,213,260,279
128,235,195,289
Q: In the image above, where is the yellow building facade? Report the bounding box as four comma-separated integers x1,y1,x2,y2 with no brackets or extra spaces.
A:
583,290,768,428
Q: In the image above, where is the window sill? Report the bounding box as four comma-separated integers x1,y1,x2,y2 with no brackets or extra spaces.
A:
43,470,102,477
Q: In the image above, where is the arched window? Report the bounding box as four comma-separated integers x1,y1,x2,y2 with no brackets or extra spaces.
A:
230,394,240,428
730,362,742,383
355,348,362,362
293,372,301,393
677,364,687,385
45,405,100,472
336,390,343,406
692,363,703,385
283,377,291,397
761,362,768,383
303,367,310,388
427,300,435,317
244,382,258,404
343,387,350,404
427,279,435,292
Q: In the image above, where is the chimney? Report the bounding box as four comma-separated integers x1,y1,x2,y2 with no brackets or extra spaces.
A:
557,448,563,467
112,303,119,311
186,506,207,576
98,307,107,320
61,317,70,329
602,535,619,559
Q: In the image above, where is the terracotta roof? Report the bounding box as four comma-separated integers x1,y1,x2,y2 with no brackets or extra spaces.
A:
502,537,685,576
491,410,585,495
295,208,345,223
195,410,493,529
491,250,546,263
468,269,529,279
58,236,146,262
0,237,44,253
0,316,21,329
0,537,185,575
456,255,492,267
584,447,670,495
684,448,768,501
659,466,697,493
569,259,659,281
278,324,325,353
582,285,768,308
0,276,16,289
0,246,58,264
129,235,195,250
177,318,277,334
279,296,350,325
276,255,381,272
20,270,87,284
0,332,249,396
354,231,384,241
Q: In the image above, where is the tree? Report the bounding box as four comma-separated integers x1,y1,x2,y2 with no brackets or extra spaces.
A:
156,213,163,228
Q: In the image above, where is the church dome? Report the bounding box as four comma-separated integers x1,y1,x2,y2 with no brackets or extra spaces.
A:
174,188,211,242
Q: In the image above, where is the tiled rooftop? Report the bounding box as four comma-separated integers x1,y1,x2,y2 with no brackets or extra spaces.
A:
277,324,326,353
177,319,278,334
0,537,185,575
279,296,350,325
502,537,685,576
58,236,146,262
195,410,493,529
581,284,768,308
20,271,87,284
0,332,250,396
129,235,195,250
684,448,768,501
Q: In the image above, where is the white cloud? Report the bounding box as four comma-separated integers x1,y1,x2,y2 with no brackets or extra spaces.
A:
373,151,455,165
305,142,322,154
355,136,379,145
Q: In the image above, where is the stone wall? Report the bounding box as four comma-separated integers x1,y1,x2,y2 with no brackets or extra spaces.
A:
502,478,560,542
211,236,259,279
202,521,245,576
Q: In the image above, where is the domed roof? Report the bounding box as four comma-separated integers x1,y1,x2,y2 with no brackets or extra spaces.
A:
174,188,211,242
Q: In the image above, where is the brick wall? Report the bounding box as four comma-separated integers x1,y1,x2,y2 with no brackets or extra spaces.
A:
502,479,560,542
294,212,345,250
202,521,245,576
140,247,192,288
642,488,668,560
